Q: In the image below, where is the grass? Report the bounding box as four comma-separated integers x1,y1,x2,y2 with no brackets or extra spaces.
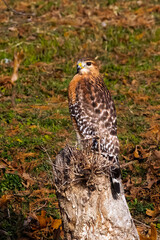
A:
128,198,154,217
0,0,160,238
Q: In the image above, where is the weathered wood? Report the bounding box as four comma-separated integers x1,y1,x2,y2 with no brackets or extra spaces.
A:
53,146,139,240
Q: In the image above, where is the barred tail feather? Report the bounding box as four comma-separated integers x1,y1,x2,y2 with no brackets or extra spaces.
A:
110,165,121,199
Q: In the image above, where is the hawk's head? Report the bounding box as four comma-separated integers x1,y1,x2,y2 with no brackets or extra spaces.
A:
77,58,99,75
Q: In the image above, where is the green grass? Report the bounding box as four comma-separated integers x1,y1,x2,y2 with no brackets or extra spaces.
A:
0,174,24,194
128,198,154,216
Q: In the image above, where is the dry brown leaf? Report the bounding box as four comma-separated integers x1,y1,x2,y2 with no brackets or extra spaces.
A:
7,126,20,136
1,159,17,171
141,125,160,145
128,91,150,103
146,6,160,13
150,125,160,135
136,32,145,40
31,105,51,110
51,219,62,229
29,188,56,198
138,223,157,240
34,211,62,230
122,155,130,161
149,223,157,240
147,105,160,111
153,150,160,159
0,163,7,169
146,206,160,218
22,173,35,188
0,194,13,208
37,210,48,228
16,152,38,162
146,171,158,189
134,145,151,159
146,209,155,218
134,146,140,158
0,75,12,88
130,186,141,199
14,1,31,12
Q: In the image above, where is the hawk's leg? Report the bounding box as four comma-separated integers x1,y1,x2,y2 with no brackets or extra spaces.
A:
76,131,83,150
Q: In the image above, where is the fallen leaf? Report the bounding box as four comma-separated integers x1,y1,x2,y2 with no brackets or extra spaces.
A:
0,75,12,88
136,32,145,40
150,125,160,135
146,172,158,189
0,163,7,169
0,194,13,208
22,173,35,188
134,146,140,158
31,105,51,110
153,150,160,159
16,152,38,163
133,145,151,159
51,219,62,229
138,223,157,240
146,206,160,218
37,210,47,228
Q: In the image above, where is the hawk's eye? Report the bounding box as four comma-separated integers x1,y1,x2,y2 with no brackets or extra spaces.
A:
86,62,91,66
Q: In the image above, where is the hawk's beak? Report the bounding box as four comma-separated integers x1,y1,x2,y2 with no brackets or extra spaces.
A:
77,62,83,73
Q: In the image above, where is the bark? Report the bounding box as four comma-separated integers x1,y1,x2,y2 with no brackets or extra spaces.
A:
53,146,139,240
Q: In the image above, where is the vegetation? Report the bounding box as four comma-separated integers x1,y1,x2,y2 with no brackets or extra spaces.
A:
0,0,159,239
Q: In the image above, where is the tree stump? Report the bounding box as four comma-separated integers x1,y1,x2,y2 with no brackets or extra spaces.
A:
53,146,139,240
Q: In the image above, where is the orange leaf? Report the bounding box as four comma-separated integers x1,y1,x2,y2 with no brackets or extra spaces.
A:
51,219,62,229
139,234,149,240
134,146,140,158
146,209,156,217
150,125,160,134
146,206,160,218
138,223,157,240
0,195,12,208
136,32,145,40
150,223,158,240
16,152,38,162
133,145,151,159
37,210,47,228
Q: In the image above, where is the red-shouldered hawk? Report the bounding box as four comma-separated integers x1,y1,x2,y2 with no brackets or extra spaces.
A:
68,58,121,197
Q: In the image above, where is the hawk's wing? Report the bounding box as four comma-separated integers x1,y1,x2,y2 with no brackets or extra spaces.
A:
68,73,119,154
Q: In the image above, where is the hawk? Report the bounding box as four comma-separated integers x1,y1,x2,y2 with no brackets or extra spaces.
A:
68,58,121,196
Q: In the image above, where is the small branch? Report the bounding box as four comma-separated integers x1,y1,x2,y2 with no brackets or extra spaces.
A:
133,218,150,228
2,0,35,16
11,84,16,108
10,50,24,108
35,201,48,212
41,146,52,162
121,160,139,168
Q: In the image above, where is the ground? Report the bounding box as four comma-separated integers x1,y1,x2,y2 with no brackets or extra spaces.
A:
0,0,159,239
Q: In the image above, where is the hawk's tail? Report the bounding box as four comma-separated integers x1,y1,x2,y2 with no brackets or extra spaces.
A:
100,152,121,197
91,139,121,198
110,164,121,199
